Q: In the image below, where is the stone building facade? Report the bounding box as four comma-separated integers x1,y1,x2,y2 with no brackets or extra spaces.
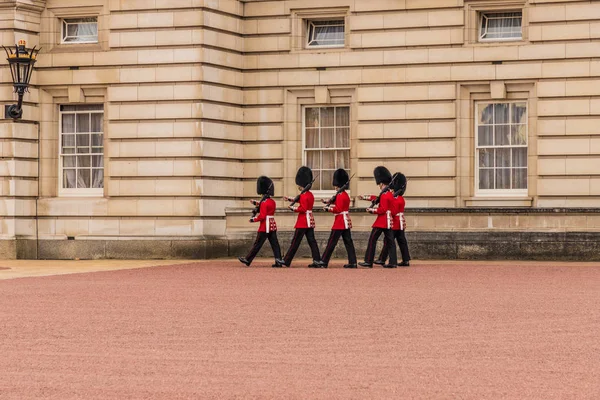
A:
1,0,600,260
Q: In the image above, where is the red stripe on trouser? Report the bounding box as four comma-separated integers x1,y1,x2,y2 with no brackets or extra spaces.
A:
365,230,376,262
323,231,336,263
284,230,302,264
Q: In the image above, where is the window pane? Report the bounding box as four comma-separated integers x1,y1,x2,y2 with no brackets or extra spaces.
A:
512,148,527,167
92,155,103,168
306,151,320,169
321,107,334,127
306,128,319,148
478,103,494,125
308,20,345,46
76,113,90,133
77,155,91,168
91,133,103,147
321,170,334,190
478,126,493,146
494,125,510,146
337,127,350,148
479,169,494,190
63,170,76,188
67,23,79,36
92,169,104,189
512,169,527,189
76,134,90,153
63,156,76,168
511,125,527,145
62,114,75,133
321,128,334,149
336,107,350,127
62,134,75,148
77,169,91,188
478,149,494,168
322,151,335,169
91,147,103,154
336,150,350,169
496,169,510,189
494,103,509,124
91,114,103,132
496,148,510,168
511,103,527,124
305,108,319,128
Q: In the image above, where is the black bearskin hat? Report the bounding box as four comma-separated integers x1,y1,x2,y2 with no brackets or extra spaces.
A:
373,166,392,185
295,166,313,187
256,176,274,196
332,168,349,187
392,172,407,194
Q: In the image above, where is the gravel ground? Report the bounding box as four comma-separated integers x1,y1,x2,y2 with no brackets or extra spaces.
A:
1,260,599,399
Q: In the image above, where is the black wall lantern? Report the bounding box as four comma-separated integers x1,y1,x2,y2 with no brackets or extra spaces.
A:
3,40,40,119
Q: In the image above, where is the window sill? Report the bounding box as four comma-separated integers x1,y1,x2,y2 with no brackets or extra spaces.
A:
49,43,102,53
465,197,532,208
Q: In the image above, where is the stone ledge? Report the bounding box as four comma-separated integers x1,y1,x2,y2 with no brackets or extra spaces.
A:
3,231,600,261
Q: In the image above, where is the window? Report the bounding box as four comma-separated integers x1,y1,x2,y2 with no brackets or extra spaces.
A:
306,20,345,48
303,106,350,191
61,17,98,44
476,102,527,194
479,11,522,41
59,105,104,196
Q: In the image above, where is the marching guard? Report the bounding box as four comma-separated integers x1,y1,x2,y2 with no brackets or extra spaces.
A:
281,166,321,267
375,172,411,267
358,166,398,268
238,176,285,268
315,168,358,269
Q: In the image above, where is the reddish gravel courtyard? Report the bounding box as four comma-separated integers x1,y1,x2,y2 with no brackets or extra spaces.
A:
1,260,599,399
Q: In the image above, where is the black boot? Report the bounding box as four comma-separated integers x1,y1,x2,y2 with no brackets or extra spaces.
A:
344,264,357,269
238,257,250,267
315,261,328,268
399,261,410,267
383,264,397,268
373,260,385,266
358,262,373,268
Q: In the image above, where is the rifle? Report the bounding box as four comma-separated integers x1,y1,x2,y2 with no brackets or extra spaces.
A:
250,181,274,221
285,176,317,207
322,173,355,207
369,174,398,208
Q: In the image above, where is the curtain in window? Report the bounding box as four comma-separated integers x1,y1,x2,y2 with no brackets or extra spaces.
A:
481,12,522,40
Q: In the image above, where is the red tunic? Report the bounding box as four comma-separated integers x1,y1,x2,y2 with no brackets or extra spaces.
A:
368,191,394,229
251,197,277,233
291,191,316,229
391,196,406,231
327,191,352,230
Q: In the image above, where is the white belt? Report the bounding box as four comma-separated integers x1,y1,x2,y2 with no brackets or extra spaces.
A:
266,215,274,233
334,211,350,229
386,210,392,229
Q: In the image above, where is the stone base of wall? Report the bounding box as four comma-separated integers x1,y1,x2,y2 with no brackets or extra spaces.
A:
3,231,600,261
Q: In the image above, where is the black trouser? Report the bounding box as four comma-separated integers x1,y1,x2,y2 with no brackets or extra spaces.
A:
283,228,321,266
364,228,397,265
321,229,357,265
245,231,282,263
378,230,411,263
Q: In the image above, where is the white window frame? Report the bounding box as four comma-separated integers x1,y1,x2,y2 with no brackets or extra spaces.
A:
58,105,104,197
475,101,528,197
305,19,345,49
61,17,98,44
302,105,351,195
478,11,523,42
